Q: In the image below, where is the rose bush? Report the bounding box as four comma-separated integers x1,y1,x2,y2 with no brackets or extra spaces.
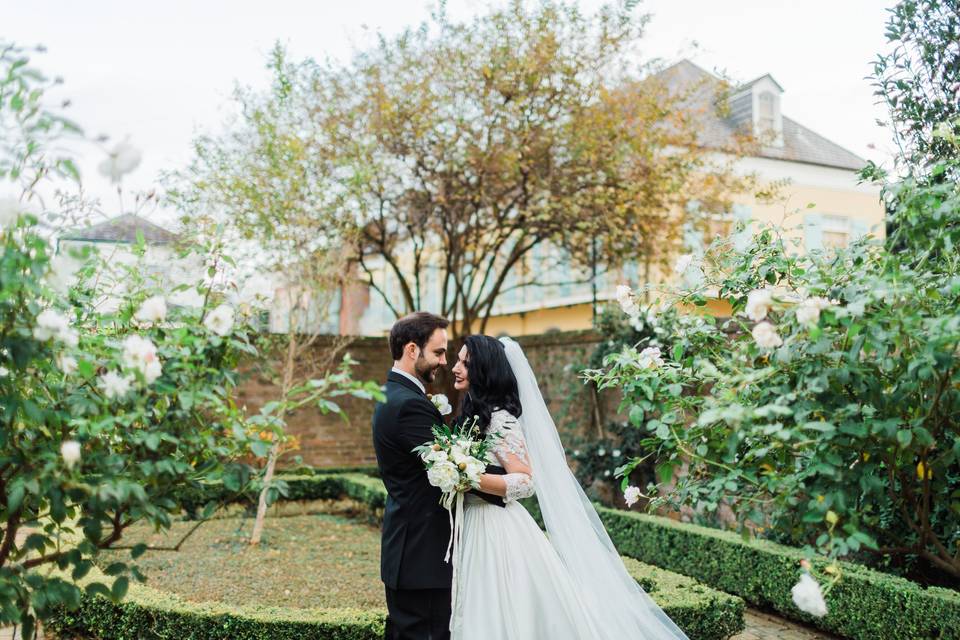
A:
587,2,960,592
0,43,376,637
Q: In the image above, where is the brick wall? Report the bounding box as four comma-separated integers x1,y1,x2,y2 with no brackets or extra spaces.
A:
233,330,613,470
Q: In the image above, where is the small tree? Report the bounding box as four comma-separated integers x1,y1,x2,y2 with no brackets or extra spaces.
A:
169,46,384,546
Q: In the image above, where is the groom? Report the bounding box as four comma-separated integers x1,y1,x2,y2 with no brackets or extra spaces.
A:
372,312,503,640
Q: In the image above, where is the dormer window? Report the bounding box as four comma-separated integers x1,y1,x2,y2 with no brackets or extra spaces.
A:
725,74,784,148
757,92,776,135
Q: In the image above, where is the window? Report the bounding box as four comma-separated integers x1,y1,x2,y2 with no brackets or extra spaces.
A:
757,92,776,135
822,215,850,250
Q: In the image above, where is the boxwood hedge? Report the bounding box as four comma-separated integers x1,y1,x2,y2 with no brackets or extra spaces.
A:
597,507,960,640
47,473,743,640
127,472,960,639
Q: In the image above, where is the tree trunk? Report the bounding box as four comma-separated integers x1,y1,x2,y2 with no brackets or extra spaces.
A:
249,329,298,545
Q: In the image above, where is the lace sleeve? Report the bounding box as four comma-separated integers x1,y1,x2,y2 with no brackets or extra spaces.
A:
502,472,535,502
491,411,535,502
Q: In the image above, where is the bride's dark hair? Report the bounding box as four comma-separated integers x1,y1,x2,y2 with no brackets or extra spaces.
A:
458,335,522,432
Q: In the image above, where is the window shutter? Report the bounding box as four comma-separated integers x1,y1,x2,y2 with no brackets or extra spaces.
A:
850,219,870,241
732,204,753,250
804,213,824,253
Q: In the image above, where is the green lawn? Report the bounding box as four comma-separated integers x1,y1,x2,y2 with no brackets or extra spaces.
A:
100,511,385,610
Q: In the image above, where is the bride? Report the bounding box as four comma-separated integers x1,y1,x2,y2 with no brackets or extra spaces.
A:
448,335,689,640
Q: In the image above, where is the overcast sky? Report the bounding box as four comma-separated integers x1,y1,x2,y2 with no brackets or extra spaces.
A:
7,0,898,224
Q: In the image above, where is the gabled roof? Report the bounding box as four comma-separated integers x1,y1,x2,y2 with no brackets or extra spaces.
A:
655,60,866,171
60,213,179,244
736,73,785,94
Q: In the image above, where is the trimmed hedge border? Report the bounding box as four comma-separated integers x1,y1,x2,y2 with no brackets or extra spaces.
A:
597,507,960,640
48,473,743,640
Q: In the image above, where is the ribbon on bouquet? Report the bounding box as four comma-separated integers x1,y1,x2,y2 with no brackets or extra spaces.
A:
442,490,466,628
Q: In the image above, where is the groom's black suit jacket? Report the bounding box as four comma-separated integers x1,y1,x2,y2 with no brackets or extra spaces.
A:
372,371,504,591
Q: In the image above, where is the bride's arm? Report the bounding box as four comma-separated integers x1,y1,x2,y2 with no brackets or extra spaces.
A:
477,429,534,502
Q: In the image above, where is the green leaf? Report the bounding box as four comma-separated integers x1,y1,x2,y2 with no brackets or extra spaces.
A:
7,482,26,512
250,439,270,457
85,582,111,599
896,429,912,448
111,576,129,602
656,462,674,484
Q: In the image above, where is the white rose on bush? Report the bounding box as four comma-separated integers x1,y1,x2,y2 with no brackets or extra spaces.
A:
204,304,235,336
46,253,83,294
60,440,82,469
638,346,664,369
616,284,640,318
673,253,694,275
98,139,142,183
0,196,23,230
0,366,8,378
791,572,828,618
745,289,773,322
427,460,461,493
795,296,834,326
624,485,642,507
56,354,78,375
752,321,783,349
122,335,162,384
98,370,133,400
134,296,168,324
33,309,73,343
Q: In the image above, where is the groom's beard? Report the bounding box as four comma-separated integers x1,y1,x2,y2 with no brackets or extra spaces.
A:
414,357,441,385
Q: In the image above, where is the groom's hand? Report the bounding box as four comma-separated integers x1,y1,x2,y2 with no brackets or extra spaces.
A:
468,465,508,508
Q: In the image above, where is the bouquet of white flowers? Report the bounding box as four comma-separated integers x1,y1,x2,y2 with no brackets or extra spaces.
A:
413,415,494,507
413,416,498,566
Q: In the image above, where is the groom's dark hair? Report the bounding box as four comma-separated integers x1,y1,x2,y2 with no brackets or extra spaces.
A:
389,312,450,360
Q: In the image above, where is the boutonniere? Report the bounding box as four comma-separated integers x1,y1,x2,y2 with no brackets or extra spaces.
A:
429,393,453,416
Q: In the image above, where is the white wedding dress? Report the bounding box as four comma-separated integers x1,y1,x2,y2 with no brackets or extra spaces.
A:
450,339,689,640
451,409,601,639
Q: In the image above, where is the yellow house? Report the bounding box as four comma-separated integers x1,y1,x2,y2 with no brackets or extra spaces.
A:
350,60,885,336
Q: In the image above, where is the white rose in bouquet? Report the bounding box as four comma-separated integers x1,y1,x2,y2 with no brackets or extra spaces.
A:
427,460,461,494
423,448,449,464
463,458,486,485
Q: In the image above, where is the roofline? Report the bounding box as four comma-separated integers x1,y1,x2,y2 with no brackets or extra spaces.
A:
739,73,785,93
780,115,868,166
753,153,866,173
